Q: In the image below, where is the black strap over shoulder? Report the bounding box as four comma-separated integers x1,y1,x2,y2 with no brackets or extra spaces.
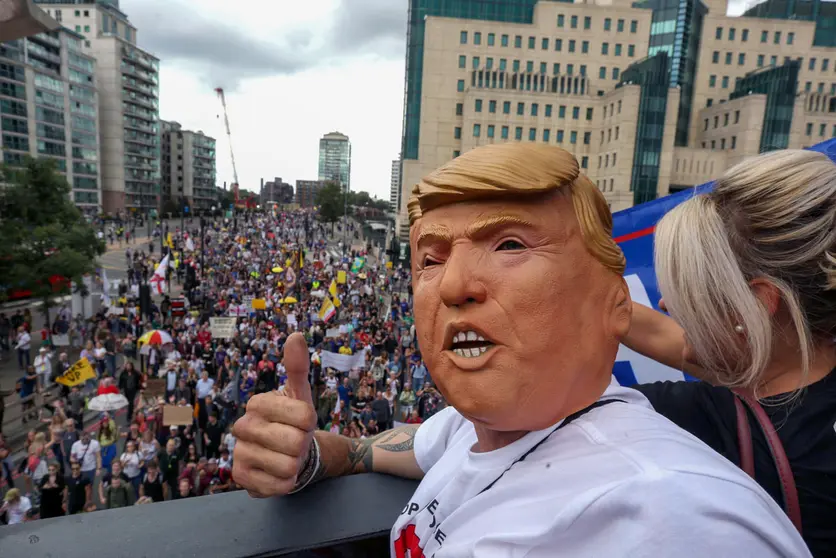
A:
478,398,625,496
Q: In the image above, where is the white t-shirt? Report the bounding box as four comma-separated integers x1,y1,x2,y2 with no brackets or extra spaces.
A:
4,496,31,524
390,380,810,558
70,439,101,472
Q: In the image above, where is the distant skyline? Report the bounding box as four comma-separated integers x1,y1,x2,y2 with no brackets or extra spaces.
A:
121,0,754,200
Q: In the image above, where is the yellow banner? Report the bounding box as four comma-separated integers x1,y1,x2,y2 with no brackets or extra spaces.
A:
337,271,347,284
55,357,96,387
386,261,393,269
252,298,266,310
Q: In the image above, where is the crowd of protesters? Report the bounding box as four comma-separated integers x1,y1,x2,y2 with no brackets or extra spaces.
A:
0,208,444,524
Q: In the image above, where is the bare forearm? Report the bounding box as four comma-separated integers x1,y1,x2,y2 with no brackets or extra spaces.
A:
313,425,424,482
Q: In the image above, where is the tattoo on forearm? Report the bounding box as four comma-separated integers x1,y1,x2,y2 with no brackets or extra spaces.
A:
346,426,418,474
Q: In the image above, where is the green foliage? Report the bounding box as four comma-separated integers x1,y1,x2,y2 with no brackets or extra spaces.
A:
347,190,391,212
0,158,105,305
315,181,349,224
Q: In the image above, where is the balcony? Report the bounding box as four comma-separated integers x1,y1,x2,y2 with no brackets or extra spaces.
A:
0,474,416,557
30,31,60,47
121,77,157,97
122,91,159,111
121,63,158,86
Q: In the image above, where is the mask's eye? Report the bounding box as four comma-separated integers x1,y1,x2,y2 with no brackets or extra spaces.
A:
422,256,441,267
496,240,525,251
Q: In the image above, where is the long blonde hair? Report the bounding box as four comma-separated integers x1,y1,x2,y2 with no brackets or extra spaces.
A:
655,149,836,391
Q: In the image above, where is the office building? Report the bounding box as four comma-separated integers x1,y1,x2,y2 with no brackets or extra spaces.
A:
0,27,102,214
296,179,327,207
260,177,294,206
390,158,401,212
160,120,217,212
396,0,836,237
37,0,160,215
317,131,351,191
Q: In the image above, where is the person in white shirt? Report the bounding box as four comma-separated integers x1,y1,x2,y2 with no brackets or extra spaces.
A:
0,489,31,524
231,144,810,557
195,370,214,400
14,327,30,370
70,431,102,484
33,347,52,389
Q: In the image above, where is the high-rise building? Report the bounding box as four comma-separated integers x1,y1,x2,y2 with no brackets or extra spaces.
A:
260,177,294,206
390,158,401,212
0,27,102,214
36,0,160,215
160,120,217,212
318,131,351,191
296,179,327,207
396,0,836,237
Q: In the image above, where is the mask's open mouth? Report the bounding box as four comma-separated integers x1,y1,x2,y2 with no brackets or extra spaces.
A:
450,331,495,358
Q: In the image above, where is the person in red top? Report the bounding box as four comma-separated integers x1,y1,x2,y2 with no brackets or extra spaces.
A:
97,377,120,396
196,325,211,346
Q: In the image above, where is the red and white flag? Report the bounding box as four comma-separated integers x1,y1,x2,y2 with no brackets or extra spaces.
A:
150,253,170,295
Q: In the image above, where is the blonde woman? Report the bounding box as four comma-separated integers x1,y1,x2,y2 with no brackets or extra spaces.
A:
624,150,836,556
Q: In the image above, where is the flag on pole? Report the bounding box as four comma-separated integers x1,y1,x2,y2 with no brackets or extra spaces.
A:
318,297,336,323
150,253,170,295
185,237,195,252
166,232,174,249
99,268,111,308
329,280,341,308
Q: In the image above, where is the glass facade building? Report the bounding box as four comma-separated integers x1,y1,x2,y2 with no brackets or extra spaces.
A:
318,131,351,191
743,0,836,48
730,60,800,152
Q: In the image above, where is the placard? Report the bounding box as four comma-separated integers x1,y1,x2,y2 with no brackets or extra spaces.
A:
325,327,340,338
145,378,166,398
210,317,237,339
52,333,70,347
163,405,194,426
252,298,266,310
337,271,347,284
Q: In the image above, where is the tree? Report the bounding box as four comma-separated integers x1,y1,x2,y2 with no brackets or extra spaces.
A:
0,158,105,326
315,181,349,233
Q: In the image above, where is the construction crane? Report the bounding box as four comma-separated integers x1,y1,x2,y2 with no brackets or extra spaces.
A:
214,87,240,207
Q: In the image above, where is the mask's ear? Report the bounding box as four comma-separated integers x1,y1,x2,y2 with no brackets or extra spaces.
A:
609,277,632,340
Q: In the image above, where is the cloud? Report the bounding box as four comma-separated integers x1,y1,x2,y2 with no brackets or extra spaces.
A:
122,0,406,89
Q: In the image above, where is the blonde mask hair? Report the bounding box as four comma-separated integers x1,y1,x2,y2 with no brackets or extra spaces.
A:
655,149,836,390
408,143,625,276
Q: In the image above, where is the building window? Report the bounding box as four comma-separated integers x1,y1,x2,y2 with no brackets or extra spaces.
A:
618,100,621,113
569,40,576,53
74,9,80,16
615,44,622,56
557,14,565,27
515,35,522,48
541,37,549,50
738,53,745,65
583,131,591,145
75,25,81,31
543,129,551,142
602,42,609,55
721,76,729,88
526,61,534,72
616,19,624,32
555,38,563,52
545,104,553,117
714,115,719,128
486,57,494,70
787,32,794,45
531,103,539,116
570,131,578,144
474,32,482,45
458,55,466,68
501,34,509,47
528,128,537,141
581,40,589,54
581,156,588,169
553,63,560,74
473,56,480,69
715,27,723,40
707,98,713,107
742,29,749,42
475,99,483,112
567,63,574,75
822,59,830,71
630,20,638,33
572,106,580,119
457,80,465,92
709,75,716,87
488,33,495,46
515,127,523,140
806,122,813,136
460,31,468,44
599,66,607,79
761,30,768,43
84,25,90,32
500,58,507,71
489,100,497,113
557,129,565,143
525,36,533,49
456,103,463,116
487,125,495,138
612,68,620,80
513,60,520,72
580,64,587,76
723,113,729,126
809,57,816,71
604,18,611,31
728,28,736,41
712,51,719,64
584,16,591,30
757,54,764,67
453,150,460,158
503,101,511,114
454,126,462,139
770,55,777,66
559,105,566,118
773,31,781,44
725,52,732,65
473,124,481,137
501,126,509,139
731,136,737,149
628,44,635,57
734,110,740,124
517,102,525,115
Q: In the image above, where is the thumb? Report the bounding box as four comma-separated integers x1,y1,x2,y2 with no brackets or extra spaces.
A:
283,332,312,404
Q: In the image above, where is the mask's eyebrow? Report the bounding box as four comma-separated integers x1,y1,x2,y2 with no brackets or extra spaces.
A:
464,214,535,240
415,223,453,248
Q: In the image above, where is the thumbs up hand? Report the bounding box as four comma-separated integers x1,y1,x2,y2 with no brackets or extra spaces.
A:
233,333,317,498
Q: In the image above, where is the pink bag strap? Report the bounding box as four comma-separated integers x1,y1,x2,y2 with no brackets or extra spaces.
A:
733,388,803,534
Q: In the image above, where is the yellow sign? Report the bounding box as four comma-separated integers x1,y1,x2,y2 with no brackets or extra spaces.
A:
55,357,96,387
386,261,393,269
252,298,266,310
337,271,347,284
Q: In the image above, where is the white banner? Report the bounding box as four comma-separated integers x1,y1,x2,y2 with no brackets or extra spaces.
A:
320,348,369,372
52,333,70,347
325,328,340,338
210,317,238,339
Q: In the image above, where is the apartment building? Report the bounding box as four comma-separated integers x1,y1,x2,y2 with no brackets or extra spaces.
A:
0,27,102,214
160,120,217,213
318,131,351,191
390,158,401,212
296,179,327,208
396,0,836,238
260,177,294,206
36,0,160,215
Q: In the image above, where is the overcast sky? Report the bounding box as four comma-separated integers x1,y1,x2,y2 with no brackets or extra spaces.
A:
121,0,754,201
